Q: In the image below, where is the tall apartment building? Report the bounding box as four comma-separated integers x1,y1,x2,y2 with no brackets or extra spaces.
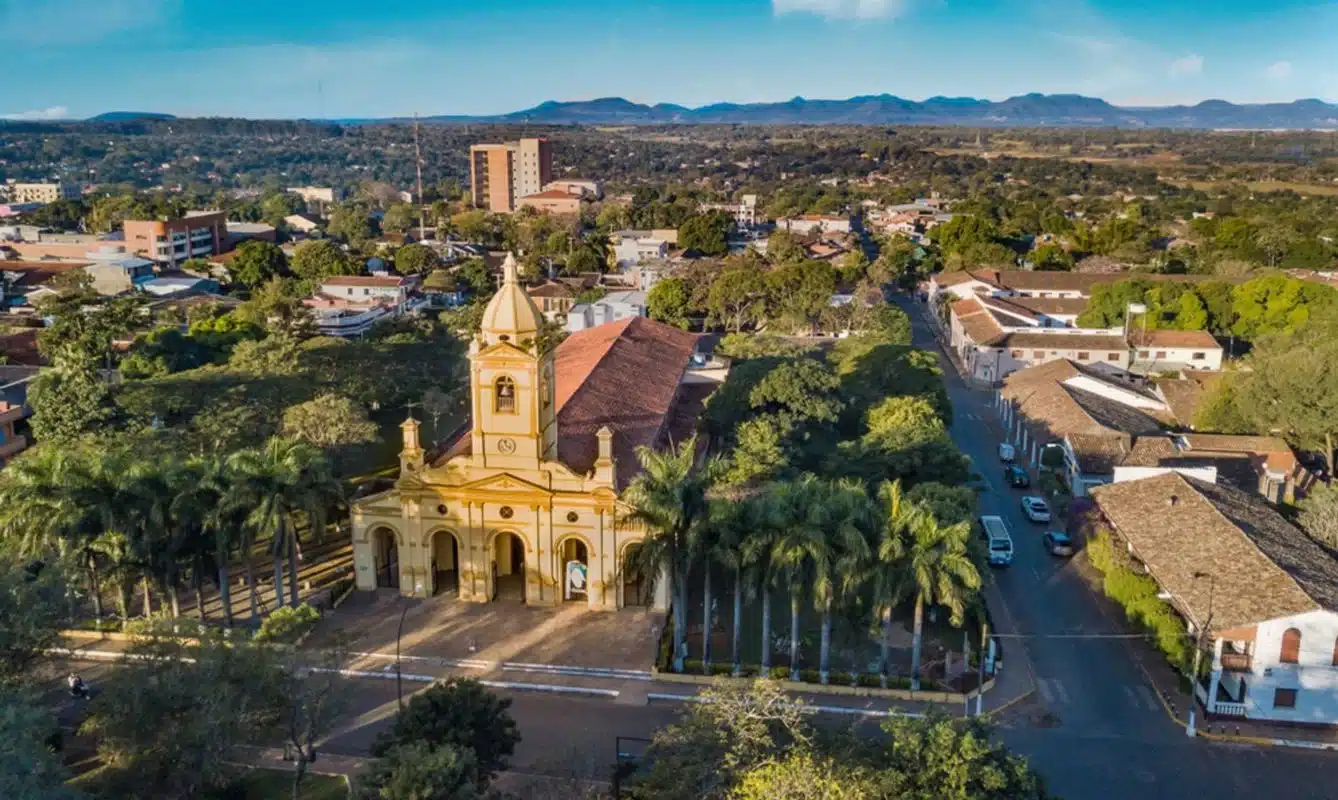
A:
469,137,553,213
123,210,227,266
1,182,82,204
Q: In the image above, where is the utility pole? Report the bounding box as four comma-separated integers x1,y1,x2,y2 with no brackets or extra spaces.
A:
1185,571,1214,737
413,113,426,242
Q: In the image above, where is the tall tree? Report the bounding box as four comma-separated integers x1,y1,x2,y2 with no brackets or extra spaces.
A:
230,240,289,287
622,437,723,673
904,510,980,691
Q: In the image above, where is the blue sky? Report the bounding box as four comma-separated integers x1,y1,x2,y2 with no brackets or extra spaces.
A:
2,0,1335,119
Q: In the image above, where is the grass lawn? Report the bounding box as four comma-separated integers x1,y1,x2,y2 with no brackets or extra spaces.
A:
1167,178,1338,197
231,769,349,800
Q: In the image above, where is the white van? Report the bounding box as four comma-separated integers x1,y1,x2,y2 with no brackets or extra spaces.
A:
980,515,1014,567
998,442,1016,462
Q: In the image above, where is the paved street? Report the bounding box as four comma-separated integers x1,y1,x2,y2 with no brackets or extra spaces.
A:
893,294,1338,797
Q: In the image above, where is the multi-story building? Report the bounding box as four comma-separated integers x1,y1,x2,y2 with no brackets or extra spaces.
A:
700,195,759,228
123,211,227,266
469,138,553,213
303,275,425,338
1,182,82,204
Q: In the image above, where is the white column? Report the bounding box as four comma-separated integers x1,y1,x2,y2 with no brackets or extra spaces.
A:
653,563,672,611
1207,638,1224,713
1031,441,1039,467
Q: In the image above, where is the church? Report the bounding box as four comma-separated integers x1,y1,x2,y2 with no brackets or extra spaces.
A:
349,254,714,610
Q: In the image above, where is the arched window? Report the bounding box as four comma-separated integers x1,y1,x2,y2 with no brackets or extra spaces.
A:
1331,637,1338,666
494,376,516,413
1280,628,1302,664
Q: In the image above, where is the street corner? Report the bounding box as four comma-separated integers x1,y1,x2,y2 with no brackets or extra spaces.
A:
989,691,1063,731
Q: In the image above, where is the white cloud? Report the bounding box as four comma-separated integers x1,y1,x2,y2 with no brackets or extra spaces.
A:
1,106,70,121
1169,54,1204,77
1266,61,1292,79
772,0,911,21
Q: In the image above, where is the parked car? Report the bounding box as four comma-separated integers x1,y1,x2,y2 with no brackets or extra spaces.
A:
980,515,1014,567
1021,496,1052,523
1043,531,1074,557
998,442,1016,462
1003,465,1030,488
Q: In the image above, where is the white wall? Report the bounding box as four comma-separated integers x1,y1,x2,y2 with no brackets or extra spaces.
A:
1134,345,1224,371
1234,610,1338,725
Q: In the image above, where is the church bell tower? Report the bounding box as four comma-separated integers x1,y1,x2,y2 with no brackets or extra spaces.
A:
468,253,557,470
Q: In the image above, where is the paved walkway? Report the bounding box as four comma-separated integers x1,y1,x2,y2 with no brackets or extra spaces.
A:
308,589,664,672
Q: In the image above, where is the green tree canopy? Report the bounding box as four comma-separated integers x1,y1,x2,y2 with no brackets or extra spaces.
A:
228,240,289,287
393,243,440,275
648,277,692,329
678,212,732,256
291,239,357,282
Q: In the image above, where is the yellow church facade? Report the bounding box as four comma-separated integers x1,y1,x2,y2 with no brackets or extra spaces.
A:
349,255,706,611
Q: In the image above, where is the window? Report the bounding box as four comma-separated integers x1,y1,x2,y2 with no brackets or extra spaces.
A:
1192,352,1206,361
363,288,370,296
1273,688,1297,709
1011,350,1023,358
1332,636,1338,666
1107,353,1120,361
494,376,516,413
1077,352,1090,361
1138,350,1150,359
1155,351,1168,360
1032,351,1045,360
1280,628,1302,664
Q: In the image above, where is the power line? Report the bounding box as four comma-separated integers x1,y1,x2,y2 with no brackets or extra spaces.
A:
992,633,1155,640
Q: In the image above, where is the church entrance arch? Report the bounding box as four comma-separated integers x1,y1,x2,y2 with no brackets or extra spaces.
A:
491,531,526,603
556,535,591,603
429,530,460,597
372,527,399,589
621,542,651,607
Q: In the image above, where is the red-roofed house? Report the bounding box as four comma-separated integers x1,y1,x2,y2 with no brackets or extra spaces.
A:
303,274,423,337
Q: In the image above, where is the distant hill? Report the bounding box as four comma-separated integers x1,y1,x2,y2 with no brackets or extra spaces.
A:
87,112,177,122
418,94,1338,129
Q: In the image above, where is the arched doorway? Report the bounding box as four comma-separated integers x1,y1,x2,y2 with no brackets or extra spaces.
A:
430,531,460,597
492,532,526,602
622,543,650,607
372,528,399,589
557,537,590,603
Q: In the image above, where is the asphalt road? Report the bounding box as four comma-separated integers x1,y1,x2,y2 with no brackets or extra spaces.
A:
894,294,1338,798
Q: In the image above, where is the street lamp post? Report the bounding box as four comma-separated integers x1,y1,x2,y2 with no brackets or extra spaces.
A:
1185,571,1215,737
396,603,410,713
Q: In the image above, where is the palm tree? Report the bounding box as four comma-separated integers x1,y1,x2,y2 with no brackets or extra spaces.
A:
904,509,981,691
196,455,242,627
621,436,723,673
870,480,916,688
770,477,833,682
739,492,786,676
0,448,99,613
713,496,765,676
812,479,874,685
229,438,342,610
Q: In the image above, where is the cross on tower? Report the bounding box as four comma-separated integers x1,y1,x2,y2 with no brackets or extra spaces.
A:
404,400,421,421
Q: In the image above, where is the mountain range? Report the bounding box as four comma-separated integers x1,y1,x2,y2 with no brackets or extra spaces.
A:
415,94,1338,129
77,95,1338,129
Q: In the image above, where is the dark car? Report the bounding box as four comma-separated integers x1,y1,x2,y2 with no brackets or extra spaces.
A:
1043,531,1075,557
1003,465,1030,488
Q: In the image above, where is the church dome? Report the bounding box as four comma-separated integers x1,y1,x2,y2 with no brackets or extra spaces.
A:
480,253,542,343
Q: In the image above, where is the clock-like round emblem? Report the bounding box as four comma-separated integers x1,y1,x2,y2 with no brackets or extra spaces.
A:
499,506,514,519
497,437,517,454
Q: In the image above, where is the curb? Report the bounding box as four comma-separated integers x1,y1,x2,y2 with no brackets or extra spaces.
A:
322,667,622,699
980,688,1036,719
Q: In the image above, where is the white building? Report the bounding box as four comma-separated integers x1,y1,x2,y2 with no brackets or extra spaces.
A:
949,295,1128,382
1128,329,1224,373
1,181,81,204
303,275,425,337
543,179,602,199
566,290,648,333
775,214,854,235
1091,472,1338,728
610,231,670,269
700,195,759,228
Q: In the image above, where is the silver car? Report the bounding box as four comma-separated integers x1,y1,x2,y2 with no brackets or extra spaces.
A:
1021,496,1052,523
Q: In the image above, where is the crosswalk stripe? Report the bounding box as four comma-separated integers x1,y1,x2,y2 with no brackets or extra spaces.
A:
1053,680,1070,704
1139,686,1160,711
1036,679,1053,703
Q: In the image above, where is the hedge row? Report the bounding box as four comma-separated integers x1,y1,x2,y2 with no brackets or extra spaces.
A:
1087,529,1194,674
677,659,916,690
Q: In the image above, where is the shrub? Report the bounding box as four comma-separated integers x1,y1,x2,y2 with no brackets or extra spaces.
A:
711,662,736,676
768,666,791,680
682,659,703,673
253,602,321,644
124,615,206,638
1086,530,1195,674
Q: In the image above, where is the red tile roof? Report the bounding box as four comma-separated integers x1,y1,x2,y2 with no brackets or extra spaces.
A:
1129,329,1220,349
555,316,700,488
522,189,583,201
321,275,409,288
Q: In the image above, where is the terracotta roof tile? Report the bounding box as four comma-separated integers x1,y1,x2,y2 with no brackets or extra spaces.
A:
1067,432,1131,473
321,275,409,287
1129,329,1220,349
1091,473,1338,630
555,317,700,488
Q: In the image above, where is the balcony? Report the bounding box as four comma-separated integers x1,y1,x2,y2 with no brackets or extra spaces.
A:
1220,652,1252,672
